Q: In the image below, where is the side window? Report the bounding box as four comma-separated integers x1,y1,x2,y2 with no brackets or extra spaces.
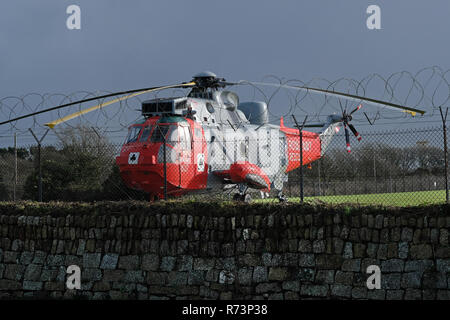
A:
126,126,142,144
139,125,152,142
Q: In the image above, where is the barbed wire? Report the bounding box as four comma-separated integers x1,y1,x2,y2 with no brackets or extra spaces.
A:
1,66,449,140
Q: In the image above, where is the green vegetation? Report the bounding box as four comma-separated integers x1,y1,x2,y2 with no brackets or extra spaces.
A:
274,189,447,206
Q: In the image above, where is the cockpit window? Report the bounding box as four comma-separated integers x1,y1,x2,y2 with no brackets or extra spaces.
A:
139,125,153,142
126,126,143,144
150,124,176,143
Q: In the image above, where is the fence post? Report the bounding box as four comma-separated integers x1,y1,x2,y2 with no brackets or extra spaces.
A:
13,133,17,201
156,124,168,201
292,115,307,204
29,128,49,202
439,107,449,204
318,159,321,196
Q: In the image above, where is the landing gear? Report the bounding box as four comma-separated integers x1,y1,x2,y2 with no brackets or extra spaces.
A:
233,184,252,203
149,194,160,202
277,191,288,203
233,193,252,203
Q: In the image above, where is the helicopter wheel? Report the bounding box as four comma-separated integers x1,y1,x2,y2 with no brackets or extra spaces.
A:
242,193,252,203
277,192,288,203
233,193,252,203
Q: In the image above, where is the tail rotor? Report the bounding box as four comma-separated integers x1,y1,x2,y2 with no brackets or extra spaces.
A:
341,104,363,153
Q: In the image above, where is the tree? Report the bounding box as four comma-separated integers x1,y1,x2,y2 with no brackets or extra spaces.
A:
24,126,116,201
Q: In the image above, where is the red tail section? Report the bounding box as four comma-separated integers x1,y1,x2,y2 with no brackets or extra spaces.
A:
279,117,322,172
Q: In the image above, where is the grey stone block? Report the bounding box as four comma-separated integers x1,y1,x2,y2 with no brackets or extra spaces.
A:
100,254,119,270
237,268,252,285
381,259,404,272
300,285,328,297
253,266,268,283
193,257,215,270
167,272,188,286
331,285,352,298
160,256,176,271
83,253,101,268
19,252,34,265
216,257,235,271
4,264,24,280
219,270,235,284
24,264,42,281
352,287,367,299
437,259,450,272
40,269,58,282
255,282,280,294
298,254,315,267
405,260,434,272
47,255,65,266
23,281,43,291
118,255,140,270
367,289,386,300
342,259,361,272
124,270,144,283
32,251,46,265
315,270,334,284
282,281,300,292
176,255,192,271
335,271,353,285
422,272,447,289
343,242,353,259
401,272,422,288
398,242,408,259
188,270,204,285
410,244,433,259
404,288,422,300
146,272,167,285
386,290,404,300
296,268,315,282
82,268,103,281
382,273,401,290
4,252,18,263
298,240,312,253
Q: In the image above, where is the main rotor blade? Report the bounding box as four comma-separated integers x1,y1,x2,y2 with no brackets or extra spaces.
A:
0,82,196,127
239,81,425,116
348,123,362,141
350,104,362,115
344,123,351,153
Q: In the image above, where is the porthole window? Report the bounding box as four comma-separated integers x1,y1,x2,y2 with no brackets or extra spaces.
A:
206,102,215,113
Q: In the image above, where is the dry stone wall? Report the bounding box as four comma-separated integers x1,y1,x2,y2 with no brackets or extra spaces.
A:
0,202,449,300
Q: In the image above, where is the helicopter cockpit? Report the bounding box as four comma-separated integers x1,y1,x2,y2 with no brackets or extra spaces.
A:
124,116,194,165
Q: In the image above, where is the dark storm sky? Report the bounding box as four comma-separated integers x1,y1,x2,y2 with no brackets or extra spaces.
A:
0,0,449,143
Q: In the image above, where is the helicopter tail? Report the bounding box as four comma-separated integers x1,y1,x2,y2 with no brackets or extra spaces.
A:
319,115,344,156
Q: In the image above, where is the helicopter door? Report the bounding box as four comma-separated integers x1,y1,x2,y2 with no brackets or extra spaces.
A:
179,124,192,187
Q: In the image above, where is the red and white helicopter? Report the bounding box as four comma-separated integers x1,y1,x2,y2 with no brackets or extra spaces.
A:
1,72,425,202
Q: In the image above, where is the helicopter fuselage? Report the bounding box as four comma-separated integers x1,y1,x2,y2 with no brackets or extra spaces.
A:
116,90,324,199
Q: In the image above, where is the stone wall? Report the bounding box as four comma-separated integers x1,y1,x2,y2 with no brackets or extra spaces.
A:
0,202,449,299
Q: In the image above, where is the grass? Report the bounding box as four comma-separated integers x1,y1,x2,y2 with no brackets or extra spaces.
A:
258,189,447,206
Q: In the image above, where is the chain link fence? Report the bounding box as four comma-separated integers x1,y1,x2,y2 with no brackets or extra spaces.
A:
0,124,448,206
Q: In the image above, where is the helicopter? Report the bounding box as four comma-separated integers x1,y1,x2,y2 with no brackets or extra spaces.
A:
0,71,425,202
